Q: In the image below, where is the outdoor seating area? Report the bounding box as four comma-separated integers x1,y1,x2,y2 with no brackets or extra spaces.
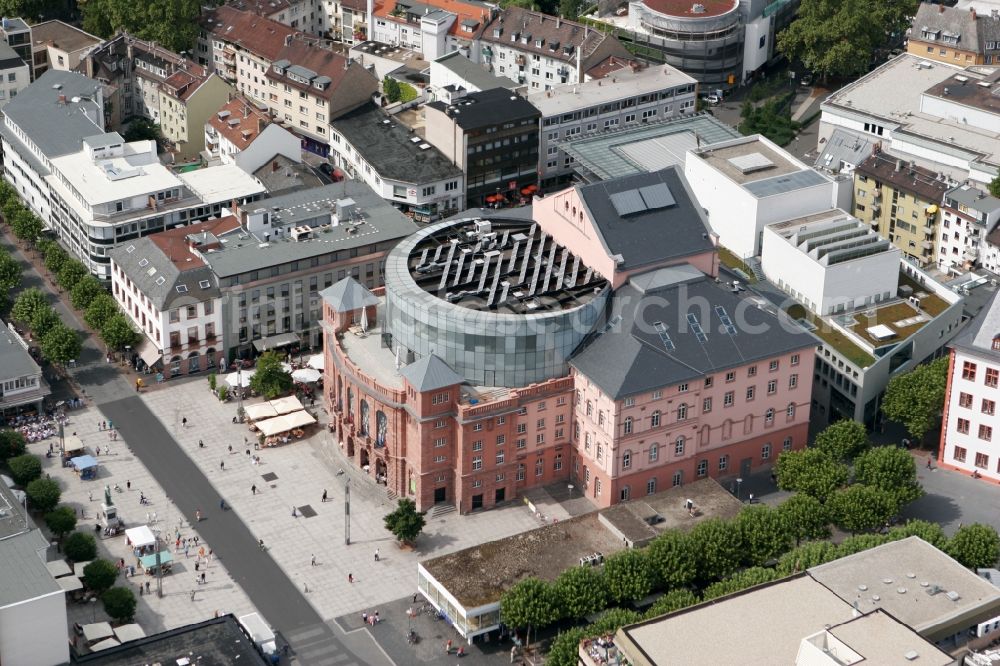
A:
242,396,317,446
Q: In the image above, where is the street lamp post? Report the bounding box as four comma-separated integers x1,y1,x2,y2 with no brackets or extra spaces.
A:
90,597,97,622
233,362,244,422
736,477,743,501
344,478,351,545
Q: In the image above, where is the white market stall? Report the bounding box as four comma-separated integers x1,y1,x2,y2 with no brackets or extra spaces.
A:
124,525,156,550
269,396,305,415
243,403,279,422
306,354,324,370
224,369,255,388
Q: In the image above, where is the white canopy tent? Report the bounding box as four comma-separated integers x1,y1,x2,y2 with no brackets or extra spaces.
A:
57,576,83,592
224,369,256,388
113,624,146,643
255,410,317,437
82,622,114,643
306,354,324,370
291,367,321,383
73,561,91,577
269,396,304,415
244,403,279,422
124,525,156,549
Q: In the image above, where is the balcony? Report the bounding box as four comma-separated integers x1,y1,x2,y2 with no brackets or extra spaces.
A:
922,225,934,235
514,55,526,66
921,239,934,249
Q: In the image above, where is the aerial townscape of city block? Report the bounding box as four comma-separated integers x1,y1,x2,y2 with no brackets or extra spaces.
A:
3,0,1000,663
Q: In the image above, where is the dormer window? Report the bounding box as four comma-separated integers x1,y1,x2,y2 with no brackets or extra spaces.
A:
993,334,1000,351
534,39,543,48
274,66,284,75
493,28,502,38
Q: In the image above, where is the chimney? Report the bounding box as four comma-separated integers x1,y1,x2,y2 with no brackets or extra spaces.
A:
557,14,561,28
272,160,279,172
895,159,903,172
57,94,66,104
939,3,944,12
971,7,977,20
258,118,266,133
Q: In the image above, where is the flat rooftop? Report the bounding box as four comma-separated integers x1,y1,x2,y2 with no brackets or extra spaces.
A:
527,64,695,117
854,150,951,203
31,20,101,52
767,209,898,267
640,0,738,18
351,40,427,68
50,141,182,205
822,611,952,666
693,135,829,195
405,218,607,315
420,513,626,608
178,163,265,203
337,303,403,389
924,67,1000,116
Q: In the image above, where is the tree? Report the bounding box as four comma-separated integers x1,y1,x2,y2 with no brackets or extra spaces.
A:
101,313,139,353
0,0,72,21
83,559,119,594
853,446,923,506
382,76,401,103
837,533,889,556
602,549,654,604
990,174,1000,199
0,429,26,463
645,530,697,590
0,252,22,293
82,0,201,51
702,567,779,601
9,208,43,244
947,524,1000,569
70,277,106,311
777,0,917,80
500,578,559,644
64,531,98,562
43,246,69,276
558,0,581,20
11,288,50,325
880,357,949,442
122,118,161,143
687,518,743,582
30,306,61,338
249,351,293,399
739,95,799,146
813,419,870,462
85,293,119,331
589,608,643,635
827,485,897,535
734,504,792,566
547,627,589,666
398,82,418,103
8,453,42,486
644,589,699,619
383,498,426,543
102,586,137,623
40,324,81,365
57,260,89,292
776,541,841,575
886,519,947,549
552,564,608,619
25,478,61,513
44,506,78,540
777,493,830,546
775,448,849,501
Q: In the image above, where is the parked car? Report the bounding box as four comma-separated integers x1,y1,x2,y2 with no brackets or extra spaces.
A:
800,74,813,86
701,94,721,105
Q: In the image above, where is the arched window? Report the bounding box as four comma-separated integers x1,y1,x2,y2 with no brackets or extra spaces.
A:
650,410,661,428
622,450,632,469
786,403,796,419
648,443,658,462
623,416,632,434
586,400,593,417
675,436,685,456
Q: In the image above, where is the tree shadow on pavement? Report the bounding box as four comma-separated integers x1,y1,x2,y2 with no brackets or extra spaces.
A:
900,491,961,528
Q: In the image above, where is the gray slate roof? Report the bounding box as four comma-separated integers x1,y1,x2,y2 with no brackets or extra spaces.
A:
576,166,715,271
399,353,465,392
951,289,1000,361
814,128,877,174
0,41,24,70
912,3,982,52
109,239,221,312
433,51,518,91
320,276,378,312
4,70,104,158
0,321,42,381
0,529,60,608
570,267,817,399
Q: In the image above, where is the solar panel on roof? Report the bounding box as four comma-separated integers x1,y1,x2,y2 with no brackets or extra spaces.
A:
610,189,646,216
638,183,676,210
687,313,707,342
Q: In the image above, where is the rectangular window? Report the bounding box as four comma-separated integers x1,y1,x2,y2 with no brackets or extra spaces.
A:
649,444,658,462
473,422,483,431
987,368,999,388
434,455,446,463
677,383,688,393
769,360,779,371
517,423,526,434
536,433,545,444
537,418,545,430
979,424,993,441
517,465,526,481
434,438,446,447
702,397,712,413
747,365,757,377
624,397,635,407
954,446,967,462
496,451,505,465
696,459,707,477
963,361,978,381
725,371,735,383
647,478,657,495
704,376,714,388
976,452,990,469
957,418,970,434
718,455,728,471
472,440,483,451
746,386,755,401
724,391,734,407
516,438,526,449
761,444,771,460
789,374,798,389
791,354,800,366
767,380,777,395
497,415,506,425
960,392,973,408
497,434,506,445
472,455,483,470
983,399,996,416
783,437,793,451
622,451,631,469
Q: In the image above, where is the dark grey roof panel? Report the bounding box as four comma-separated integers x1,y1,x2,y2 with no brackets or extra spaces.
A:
742,169,828,198
320,276,379,312
399,353,465,392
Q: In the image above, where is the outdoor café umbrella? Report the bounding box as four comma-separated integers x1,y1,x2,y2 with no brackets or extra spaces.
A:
291,367,321,383
224,369,256,388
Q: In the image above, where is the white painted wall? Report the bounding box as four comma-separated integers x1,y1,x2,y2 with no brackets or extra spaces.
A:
233,124,302,174
0,590,69,666
943,347,1000,480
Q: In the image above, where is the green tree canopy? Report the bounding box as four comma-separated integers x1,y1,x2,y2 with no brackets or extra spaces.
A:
82,0,201,51
8,453,42,486
500,578,560,641
837,533,890,556
886,519,947,549
644,589,699,619
739,95,798,146
776,540,841,575
552,564,608,619
43,246,69,276
64,531,98,562
777,493,830,546
40,324,81,365
0,429,26,464
546,627,589,666
57,260,90,292
25,477,61,513
813,419,870,462
828,485,898,535
777,0,917,79
9,208,43,244
990,175,1000,199
645,530,697,589
589,608,643,635
122,118,161,143
735,504,792,566
775,448,849,501
688,518,743,582
702,567,780,601
250,351,294,399
602,549,654,604
880,357,949,442
947,524,1000,569
83,559,119,594
70,277,106,311
383,498,426,543
12,288,50,326
0,252,22,293
558,0,581,19
101,313,139,352
30,306,61,338
853,445,923,506
0,0,73,20
85,293,120,331
102,586,137,623
382,76,401,103
44,505,78,540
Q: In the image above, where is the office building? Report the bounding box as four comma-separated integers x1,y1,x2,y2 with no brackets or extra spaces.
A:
29,21,101,80
205,95,302,173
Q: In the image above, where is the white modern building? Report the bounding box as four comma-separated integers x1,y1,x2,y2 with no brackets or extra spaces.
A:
528,62,697,185
938,184,1000,275
761,209,902,316
205,96,302,175
684,134,842,259
0,41,29,108
940,290,1000,479
986,226,1000,275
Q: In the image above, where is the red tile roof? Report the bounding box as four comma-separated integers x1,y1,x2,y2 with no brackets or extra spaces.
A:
208,96,272,151
149,216,241,271
372,0,490,38
204,5,302,61
161,65,211,102
266,42,355,100
641,0,738,19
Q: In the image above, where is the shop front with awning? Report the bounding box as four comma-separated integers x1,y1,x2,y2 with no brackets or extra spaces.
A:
137,337,162,368
252,332,300,353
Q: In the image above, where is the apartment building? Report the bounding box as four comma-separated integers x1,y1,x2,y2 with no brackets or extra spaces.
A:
986,226,1000,275
0,18,32,75
329,103,463,220
157,68,235,159
229,0,328,35
0,42,29,108
938,184,1000,275
29,21,101,80
370,0,487,60
940,290,1000,481
853,150,950,267
205,96,301,173
265,41,378,154
0,321,50,417
476,7,630,91
907,3,1000,66
324,0,368,44
527,62,697,185
424,87,539,207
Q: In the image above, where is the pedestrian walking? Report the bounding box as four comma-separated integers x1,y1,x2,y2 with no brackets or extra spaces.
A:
926,458,933,469
374,548,380,562
348,573,354,584
95,446,100,456
220,460,226,470
322,489,328,503
191,590,196,601
228,444,233,454
199,439,205,448
311,554,316,566
108,420,113,430
88,491,93,502
145,581,150,594
196,509,202,522
201,572,206,584
292,506,297,518
182,417,188,428
251,484,257,495
139,583,144,597
176,537,181,551
126,480,131,491
185,545,190,558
